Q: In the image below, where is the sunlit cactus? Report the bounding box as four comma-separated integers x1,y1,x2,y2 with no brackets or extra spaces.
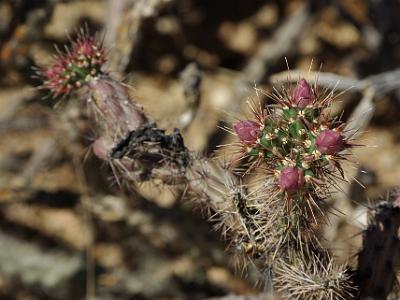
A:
38,32,376,300
232,79,351,219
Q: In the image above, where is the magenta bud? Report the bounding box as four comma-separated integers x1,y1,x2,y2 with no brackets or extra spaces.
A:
279,166,304,193
233,120,261,145
291,79,315,108
316,129,346,154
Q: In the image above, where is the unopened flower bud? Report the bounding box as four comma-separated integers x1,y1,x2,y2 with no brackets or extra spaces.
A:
233,120,261,145
279,166,304,193
291,79,315,108
316,129,345,154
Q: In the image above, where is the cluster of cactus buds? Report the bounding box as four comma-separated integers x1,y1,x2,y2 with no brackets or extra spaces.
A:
39,32,106,98
233,79,350,216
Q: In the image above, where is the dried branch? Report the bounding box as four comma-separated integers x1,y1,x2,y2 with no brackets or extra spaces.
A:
229,4,311,114
105,0,174,73
356,202,400,300
270,68,400,95
178,62,202,130
345,87,375,139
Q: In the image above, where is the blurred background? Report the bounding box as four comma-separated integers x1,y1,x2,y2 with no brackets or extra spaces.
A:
1,0,400,299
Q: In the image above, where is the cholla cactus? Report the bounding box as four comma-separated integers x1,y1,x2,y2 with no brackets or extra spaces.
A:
233,79,350,212
39,33,362,299
229,80,353,263
37,32,152,181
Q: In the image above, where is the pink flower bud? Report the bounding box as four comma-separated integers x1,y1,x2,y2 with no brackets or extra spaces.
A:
233,120,261,145
316,129,345,154
291,79,315,108
279,166,304,193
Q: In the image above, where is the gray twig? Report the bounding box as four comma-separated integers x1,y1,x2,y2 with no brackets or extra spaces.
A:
106,0,174,73
229,4,311,114
178,62,202,130
20,139,57,187
357,202,400,300
230,5,311,112
345,87,375,139
270,68,400,95
242,5,310,84
103,0,126,49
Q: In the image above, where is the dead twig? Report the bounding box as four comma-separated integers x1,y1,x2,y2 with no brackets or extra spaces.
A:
106,0,174,73
345,87,375,139
270,68,400,95
229,4,311,114
178,62,202,130
242,5,311,84
20,139,57,187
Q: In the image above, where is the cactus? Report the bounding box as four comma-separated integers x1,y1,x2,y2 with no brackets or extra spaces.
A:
38,32,366,299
